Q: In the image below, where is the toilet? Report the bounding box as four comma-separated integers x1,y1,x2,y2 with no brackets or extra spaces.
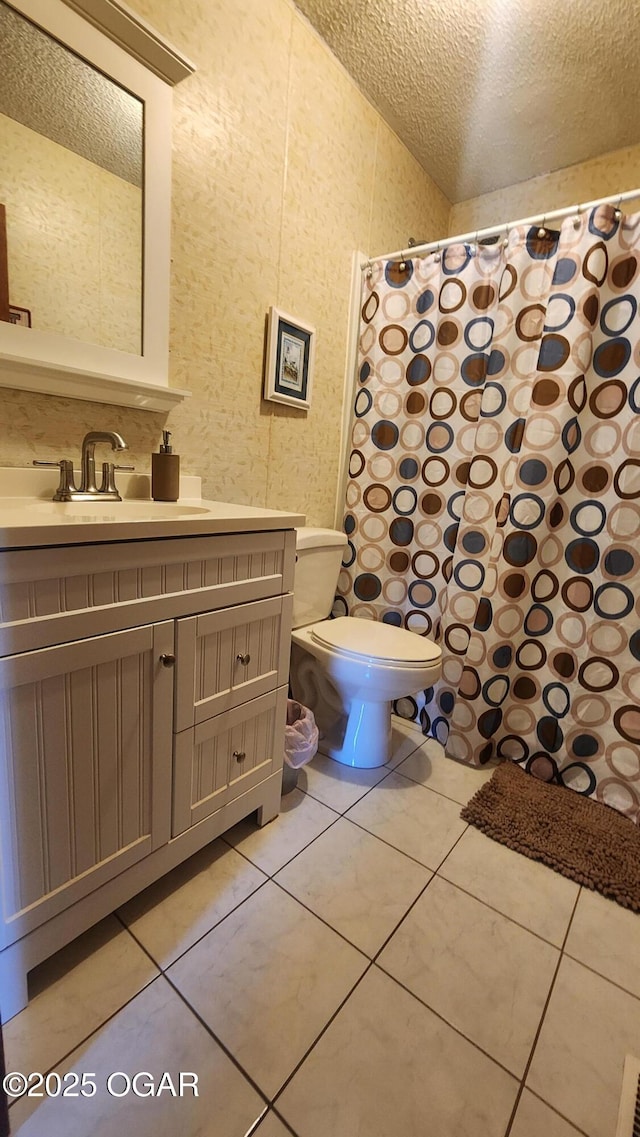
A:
289,527,442,768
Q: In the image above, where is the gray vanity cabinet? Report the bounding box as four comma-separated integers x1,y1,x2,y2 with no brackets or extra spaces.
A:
0,623,174,948
0,526,296,1020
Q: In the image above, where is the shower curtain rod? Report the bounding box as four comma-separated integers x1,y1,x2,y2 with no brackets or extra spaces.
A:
362,186,640,268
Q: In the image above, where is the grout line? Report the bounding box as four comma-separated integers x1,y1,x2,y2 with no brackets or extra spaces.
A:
243,1106,269,1137
300,739,490,815
433,872,573,952
17,748,631,1137
7,970,164,1109
522,1087,591,1137
116,876,272,973
561,950,640,1004
271,1105,301,1135
387,762,489,809
297,776,386,815
301,758,588,965
371,962,521,1083
342,812,446,874
271,875,373,959
261,812,343,877
370,824,470,962
502,886,583,1137
270,962,375,1109
162,971,271,1109
222,801,343,879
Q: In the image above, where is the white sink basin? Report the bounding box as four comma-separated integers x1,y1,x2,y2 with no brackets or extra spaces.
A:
0,469,306,549
0,497,210,524
33,500,210,520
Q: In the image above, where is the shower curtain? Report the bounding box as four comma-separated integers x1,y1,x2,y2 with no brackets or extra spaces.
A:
337,204,640,824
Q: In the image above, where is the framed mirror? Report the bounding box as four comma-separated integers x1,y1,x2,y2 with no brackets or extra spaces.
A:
0,0,194,411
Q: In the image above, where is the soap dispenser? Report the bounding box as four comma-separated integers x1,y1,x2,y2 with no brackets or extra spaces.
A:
152,430,180,501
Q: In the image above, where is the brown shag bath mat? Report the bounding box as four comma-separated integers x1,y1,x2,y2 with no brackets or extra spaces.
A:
461,760,640,912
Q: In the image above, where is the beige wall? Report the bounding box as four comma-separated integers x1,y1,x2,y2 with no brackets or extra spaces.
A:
0,113,141,353
449,143,640,235
0,0,450,526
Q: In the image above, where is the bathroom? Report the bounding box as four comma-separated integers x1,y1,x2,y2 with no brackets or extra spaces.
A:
1,0,640,1134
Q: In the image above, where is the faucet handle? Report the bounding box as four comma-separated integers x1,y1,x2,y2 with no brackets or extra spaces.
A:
99,462,135,498
33,459,77,501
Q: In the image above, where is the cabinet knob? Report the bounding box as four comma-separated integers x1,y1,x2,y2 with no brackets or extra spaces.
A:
236,652,251,665
159,653,176,668
233,750,246,762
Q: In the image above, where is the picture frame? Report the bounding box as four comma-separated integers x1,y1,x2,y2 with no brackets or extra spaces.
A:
264,306,315,409
8,305,31,328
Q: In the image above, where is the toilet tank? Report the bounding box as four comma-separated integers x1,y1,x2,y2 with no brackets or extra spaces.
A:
292,527,348,629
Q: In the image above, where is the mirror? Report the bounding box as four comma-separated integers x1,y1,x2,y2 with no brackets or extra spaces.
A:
0,0,143,354
0,0,194,411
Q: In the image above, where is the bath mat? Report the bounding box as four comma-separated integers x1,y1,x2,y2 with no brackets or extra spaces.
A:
461,761,640,912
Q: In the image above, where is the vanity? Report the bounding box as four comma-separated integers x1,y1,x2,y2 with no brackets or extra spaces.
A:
0,470,305,1019
0,0,306,1022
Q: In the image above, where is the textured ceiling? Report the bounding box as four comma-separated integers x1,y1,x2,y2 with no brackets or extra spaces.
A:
0,0,143,187
293,0,640,203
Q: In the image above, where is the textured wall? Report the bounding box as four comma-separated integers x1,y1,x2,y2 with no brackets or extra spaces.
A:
449,143,640,235
0,113,141,352
0,0,450,526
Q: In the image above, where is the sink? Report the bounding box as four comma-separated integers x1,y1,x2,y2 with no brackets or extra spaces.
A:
0,468,306,549
33,500,209,520
0,497,210,524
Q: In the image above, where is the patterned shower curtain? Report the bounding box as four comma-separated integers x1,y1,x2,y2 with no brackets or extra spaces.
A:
337,204,640,824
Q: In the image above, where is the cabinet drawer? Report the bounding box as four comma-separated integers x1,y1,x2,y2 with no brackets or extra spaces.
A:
174,594,293,731
0,530,296,655
172,686,287,836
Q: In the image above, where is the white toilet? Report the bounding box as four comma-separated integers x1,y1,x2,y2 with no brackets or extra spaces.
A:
289,527,442,768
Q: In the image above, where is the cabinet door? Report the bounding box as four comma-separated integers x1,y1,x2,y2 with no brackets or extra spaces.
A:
0,623,173,947
174,594,293,730
173,686,287,836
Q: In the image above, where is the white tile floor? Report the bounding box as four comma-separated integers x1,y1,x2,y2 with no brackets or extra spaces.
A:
5,718,640,1137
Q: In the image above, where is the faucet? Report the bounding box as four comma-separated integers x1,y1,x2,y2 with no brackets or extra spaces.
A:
80,431,128,496
33,431,133,501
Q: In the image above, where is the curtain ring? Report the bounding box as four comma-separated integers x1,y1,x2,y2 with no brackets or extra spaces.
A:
614,195,623,222
433,241,441,263
472,230,479,256
502,223,510,249
365,260,373,279
573,204,581,229
537,215,547,239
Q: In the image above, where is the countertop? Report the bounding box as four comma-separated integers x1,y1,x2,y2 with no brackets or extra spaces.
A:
0,498,306,549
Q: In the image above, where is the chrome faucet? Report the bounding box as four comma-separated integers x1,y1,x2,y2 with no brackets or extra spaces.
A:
34,431,133,501
80,431,128,496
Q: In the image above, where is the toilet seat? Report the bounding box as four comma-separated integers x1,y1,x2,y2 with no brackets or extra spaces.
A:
310,616,441,667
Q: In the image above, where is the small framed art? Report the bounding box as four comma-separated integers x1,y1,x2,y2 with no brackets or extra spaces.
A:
264,307,315,409
8,306,31,328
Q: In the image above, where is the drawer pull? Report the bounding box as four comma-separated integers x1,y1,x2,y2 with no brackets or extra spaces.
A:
233,750,246,762
159,653,176,668
236,652,251,665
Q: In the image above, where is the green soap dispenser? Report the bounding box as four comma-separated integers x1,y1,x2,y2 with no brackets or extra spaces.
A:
152,430,180,501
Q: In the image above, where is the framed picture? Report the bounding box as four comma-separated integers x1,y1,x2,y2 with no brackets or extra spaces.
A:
264,307,315,409
9,305,31,328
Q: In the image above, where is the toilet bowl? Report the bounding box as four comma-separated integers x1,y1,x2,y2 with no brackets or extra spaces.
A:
289,527,442,768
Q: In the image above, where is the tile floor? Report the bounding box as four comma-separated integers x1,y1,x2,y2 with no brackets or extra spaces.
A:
5,716,640,1137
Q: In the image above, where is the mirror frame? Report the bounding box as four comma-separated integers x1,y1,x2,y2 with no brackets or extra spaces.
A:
0,0,194,411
